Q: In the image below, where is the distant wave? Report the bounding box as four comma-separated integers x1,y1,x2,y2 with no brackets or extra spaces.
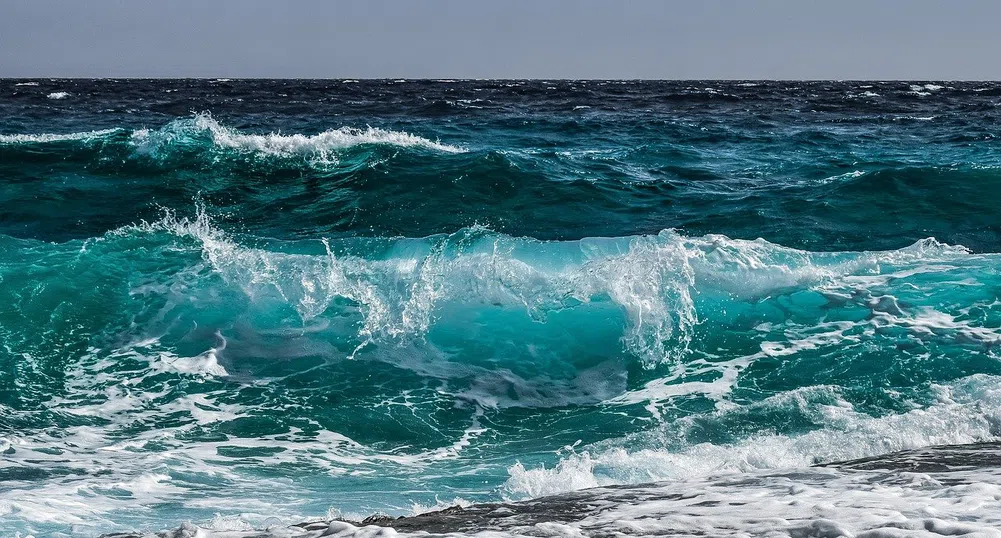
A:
0,113,464,165
0,128,120,144
131,113,465,159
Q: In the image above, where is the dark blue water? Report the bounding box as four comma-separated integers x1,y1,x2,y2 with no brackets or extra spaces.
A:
3,80,1001,537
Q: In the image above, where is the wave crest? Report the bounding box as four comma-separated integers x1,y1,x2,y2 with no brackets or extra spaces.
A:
131,113,464,162
0,113,464,165
115,206,981,369
125,207,698,367
0,128,121,144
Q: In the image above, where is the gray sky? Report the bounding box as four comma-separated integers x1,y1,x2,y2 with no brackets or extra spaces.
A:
2,0,1000,79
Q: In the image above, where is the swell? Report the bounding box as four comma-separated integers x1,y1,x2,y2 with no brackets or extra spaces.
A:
4,126,1001,253
3,205,995,373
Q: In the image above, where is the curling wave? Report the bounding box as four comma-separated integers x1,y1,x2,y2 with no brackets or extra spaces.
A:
100,206,983,370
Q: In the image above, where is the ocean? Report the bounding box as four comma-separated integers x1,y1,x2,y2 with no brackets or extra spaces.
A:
3,79,1001,537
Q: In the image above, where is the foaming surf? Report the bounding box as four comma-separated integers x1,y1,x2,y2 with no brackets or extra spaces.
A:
97,443,1001,537
504,374,1001,499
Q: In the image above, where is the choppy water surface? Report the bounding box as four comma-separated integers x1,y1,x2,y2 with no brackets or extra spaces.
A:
3,80,1001,537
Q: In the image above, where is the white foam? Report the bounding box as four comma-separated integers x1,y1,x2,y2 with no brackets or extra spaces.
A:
153,331,230,377
817,169,865,185
0,128,119,144
14,81,39,86
504,374,1001,500
46,91,70,99
408,497,472,517
157,350,228,377
88,462,1001,537
1,326,486,532
846,91,881,99
908,84,944,96
558,467,1001,538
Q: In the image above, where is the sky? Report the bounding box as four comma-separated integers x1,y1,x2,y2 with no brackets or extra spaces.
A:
1,0,1000,79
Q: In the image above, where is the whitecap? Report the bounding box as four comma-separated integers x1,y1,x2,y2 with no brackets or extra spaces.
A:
131,113,465,159
0,128,119,144
894,115,937,121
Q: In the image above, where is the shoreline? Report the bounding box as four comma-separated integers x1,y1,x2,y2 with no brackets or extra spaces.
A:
100,442,1001,537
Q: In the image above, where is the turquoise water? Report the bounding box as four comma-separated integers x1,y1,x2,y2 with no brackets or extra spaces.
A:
3,80,1001,536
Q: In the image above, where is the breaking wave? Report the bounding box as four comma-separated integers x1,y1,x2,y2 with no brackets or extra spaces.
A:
5,204,1001,536
0,113,464,165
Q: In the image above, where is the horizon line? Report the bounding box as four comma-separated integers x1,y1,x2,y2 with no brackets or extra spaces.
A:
3,77,1000,82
